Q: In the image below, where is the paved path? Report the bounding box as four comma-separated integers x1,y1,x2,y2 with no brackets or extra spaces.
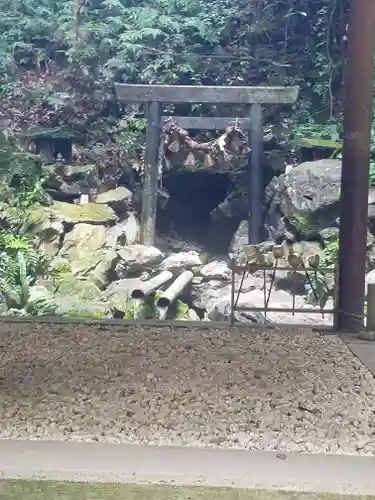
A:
1,440,375,495
340,332,375,376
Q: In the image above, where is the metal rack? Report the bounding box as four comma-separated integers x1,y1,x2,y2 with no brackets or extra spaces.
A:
228,243,338,327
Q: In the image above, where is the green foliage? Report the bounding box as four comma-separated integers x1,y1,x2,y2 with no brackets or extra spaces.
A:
292,215,312,235
0,232,47,278
304,239,338,306
0,132,51,226
291,112,375,186
111,115,147,166
0,251,56,315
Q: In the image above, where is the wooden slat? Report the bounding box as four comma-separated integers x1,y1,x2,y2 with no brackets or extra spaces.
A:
161,116,251,130
115,84,299,104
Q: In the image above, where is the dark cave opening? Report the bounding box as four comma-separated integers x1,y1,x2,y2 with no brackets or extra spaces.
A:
156,170,237,251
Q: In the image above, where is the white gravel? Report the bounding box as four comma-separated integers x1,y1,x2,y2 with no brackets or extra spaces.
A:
1,322,375,455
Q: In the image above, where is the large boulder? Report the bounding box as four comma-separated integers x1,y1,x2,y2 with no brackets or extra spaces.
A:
103,278,142,316
58,224,108,276
96,186,133,215
265,159,342,239
35,220,64,258
53,273,111,318
199,260,231,281
106,214,140,248
51,201,117,225
159,251,202,273
116,245,164,277
23,201,117,235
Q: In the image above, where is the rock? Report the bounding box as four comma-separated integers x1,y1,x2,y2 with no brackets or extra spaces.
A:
188,309,201,321
56,295,111,318
106,214,140,249
159,251,202,273
96,187,133,214
207,288,310,324
191,280,232,310
367,245,375,272
58,224,107,276
266,159,342,239
35,220,64,258
62,164,98,181
53,271,111,318
229,223,274,257
22,204,51,235
366,270,375,296
200,261,231,281
229,221,248,263
51,201,117,225
207,296,267,324
88,250,118,289
319,227,339,244
368,187,375,220
103,278,143,316
54,275,103,302
116,245,164,277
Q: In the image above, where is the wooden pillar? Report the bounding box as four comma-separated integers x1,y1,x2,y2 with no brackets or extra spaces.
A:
248,103,264,244
338,0,375,330
140,101,162,246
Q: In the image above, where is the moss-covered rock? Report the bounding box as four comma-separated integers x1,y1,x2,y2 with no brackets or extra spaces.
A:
57,223,108,276
51,201,117,225
103,278,141,316
96,186,132,214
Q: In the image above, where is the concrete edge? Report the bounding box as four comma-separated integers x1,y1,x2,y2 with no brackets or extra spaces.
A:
1,440,375,495
0,316,336,333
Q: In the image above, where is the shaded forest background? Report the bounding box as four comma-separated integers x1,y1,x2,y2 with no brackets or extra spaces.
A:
0,0,362,203
0,0,373,317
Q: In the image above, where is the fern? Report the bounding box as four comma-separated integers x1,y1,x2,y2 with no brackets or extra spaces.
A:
0,251,55,315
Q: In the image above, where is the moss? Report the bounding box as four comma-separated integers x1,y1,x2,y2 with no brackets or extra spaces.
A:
65,310,107,318
1,480,374,500
22,204,50,234
63,164,97,176
292,215,311,235
172,298,190,320
25,125,79,139
51,201,116,224
124,289,190,320
50,259,72,276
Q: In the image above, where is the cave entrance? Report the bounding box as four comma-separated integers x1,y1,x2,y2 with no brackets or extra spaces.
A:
114,83,299,246
156,170,234,248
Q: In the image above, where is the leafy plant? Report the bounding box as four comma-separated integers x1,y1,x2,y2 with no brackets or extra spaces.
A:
0,232,47,278
0,132,51,227
0,251,56,315
304,239,339,306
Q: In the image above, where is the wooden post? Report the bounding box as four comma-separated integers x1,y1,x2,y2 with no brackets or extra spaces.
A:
113,84,299,248
249,103,264,244
140,101,162,246
337,0,375,330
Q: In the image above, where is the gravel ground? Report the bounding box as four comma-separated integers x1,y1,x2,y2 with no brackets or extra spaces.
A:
1,322,375,455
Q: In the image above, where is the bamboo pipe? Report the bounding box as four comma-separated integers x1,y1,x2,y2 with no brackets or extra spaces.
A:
156,270,194,309
131,271,173,299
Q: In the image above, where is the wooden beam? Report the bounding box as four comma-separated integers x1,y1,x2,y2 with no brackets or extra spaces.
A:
161,116,251,130
140,101,162,246
115,84,299,104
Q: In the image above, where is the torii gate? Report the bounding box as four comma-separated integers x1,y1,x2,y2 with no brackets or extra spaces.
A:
114,84,299,246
